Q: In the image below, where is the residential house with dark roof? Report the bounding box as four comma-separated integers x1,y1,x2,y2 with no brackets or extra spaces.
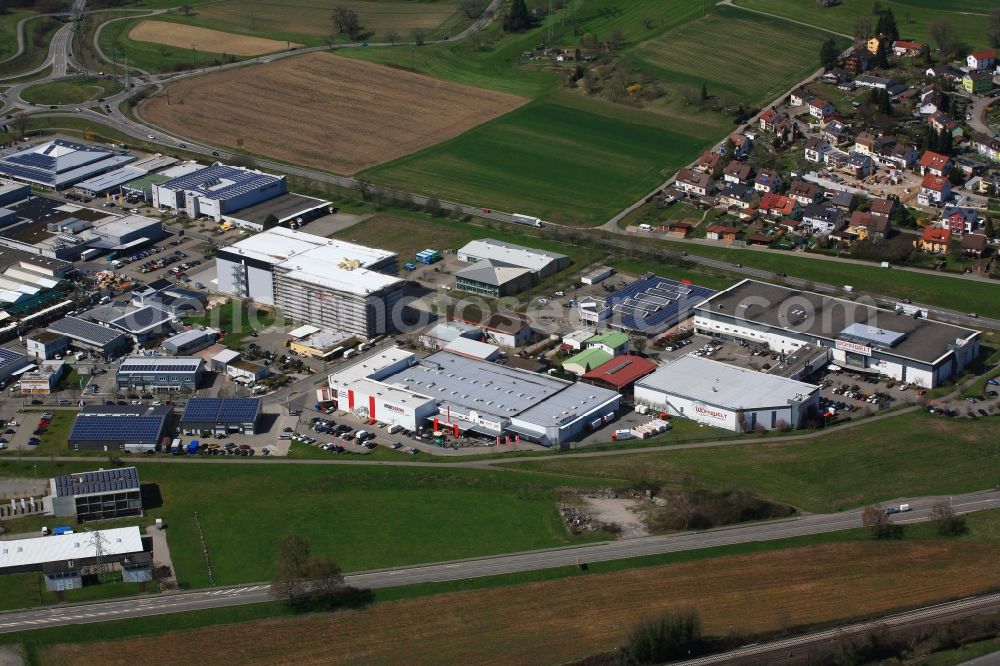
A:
869,198,896,222
822,121,849,145
802,203,845,235
971,133,1000,162
804,137,829,164
753,169,782,194
705,225,740,242
880,143,918,170
674,168,714,197
788,180,821,205
718,183,757,210
846,211,891,241
830,191,857,212
963,70,995,95
941,206,981,235
728,133,752,159
723,161,753,184
925,65,963,82
961,234,987,258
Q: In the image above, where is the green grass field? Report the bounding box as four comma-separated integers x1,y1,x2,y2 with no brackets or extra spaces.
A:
0,573,143,612
181,300,275,349
733,0,990,48
20,77,120,105
504,412,1000,513
0,461,610,588
363,99,707,226
631,8,847,105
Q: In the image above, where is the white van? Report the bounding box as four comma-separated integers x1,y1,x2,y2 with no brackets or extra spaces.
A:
639,224,653,231
343,349,357,360
387,424,403,434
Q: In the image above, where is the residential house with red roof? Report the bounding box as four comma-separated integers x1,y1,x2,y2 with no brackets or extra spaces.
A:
759,192,800,220
967,50,996,71
808,98,835,120
846,211,891,241
918,174,951,206
695,150,723,176
892,40,926,58
915,226,951,253
918,151,951,177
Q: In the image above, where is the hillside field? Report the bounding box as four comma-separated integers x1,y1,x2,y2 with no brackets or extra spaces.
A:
733,0,991,49
141,53,526,174
362,99,706,225
37,541,1000,666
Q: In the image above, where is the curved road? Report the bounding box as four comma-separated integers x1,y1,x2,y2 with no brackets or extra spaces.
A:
0,489,998,634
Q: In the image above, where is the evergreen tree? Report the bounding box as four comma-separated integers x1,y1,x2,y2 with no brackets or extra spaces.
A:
701,82,708,100
503,0,531,32
820,38,839,70
939,127,953,154
984,215,996,240
875,38,889,68
879,88,891,115
940,93,950,113
876,8,899,42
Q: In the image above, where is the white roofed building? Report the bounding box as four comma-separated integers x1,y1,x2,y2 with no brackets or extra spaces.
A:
635,355,820,432
215,227,403,338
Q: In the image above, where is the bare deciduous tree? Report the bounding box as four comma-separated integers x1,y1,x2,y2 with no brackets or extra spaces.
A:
927,17,958,58
386,30,400,46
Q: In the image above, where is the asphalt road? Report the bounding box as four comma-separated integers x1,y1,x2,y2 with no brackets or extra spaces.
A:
0,489,998,634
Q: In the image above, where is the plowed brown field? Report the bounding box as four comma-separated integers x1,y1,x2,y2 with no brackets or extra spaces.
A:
128,21,299,56
40,541,1000,666
140,53,526,174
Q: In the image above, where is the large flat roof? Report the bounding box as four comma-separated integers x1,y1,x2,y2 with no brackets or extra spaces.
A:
226,192,330,226
73,166,147,193
221,226,394,267
48,316,126,347
457,238,567,272
384,351,619,428
637,355,819,408
0,527,143,570
695,279,979,365
329,347,415,385
118,356,202,373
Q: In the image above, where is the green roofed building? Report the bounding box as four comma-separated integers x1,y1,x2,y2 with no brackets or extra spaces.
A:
585,331,630,356
563,348,612,376
120,173,170,203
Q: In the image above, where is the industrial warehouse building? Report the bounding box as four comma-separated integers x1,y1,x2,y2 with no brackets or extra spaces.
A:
693,279,981,388
454,239,569,297
216,227,403,338
635,355,821,432
161,328,218,355
26,330,70,359
0,526,149,591
180,397,262,435
116,356,204,392
82,214,164,252
0,181,31,207
152,163,286,221
47,316,129,360
68,404,171,452
327,348,620,447
578,275,716,335
0,139,136,190
581,355,658,397
221,192,333,231
48,467,143,522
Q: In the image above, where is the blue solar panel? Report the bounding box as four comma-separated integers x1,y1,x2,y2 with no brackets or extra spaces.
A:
0,347,24,364
605,276,716,332
69,414,166,442
181,398,261,424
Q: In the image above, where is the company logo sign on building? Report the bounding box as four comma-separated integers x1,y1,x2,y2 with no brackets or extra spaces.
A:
835,339,872,356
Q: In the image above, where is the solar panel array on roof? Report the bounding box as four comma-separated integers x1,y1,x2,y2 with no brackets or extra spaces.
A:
160,165,280,202
53,467,140,497
69,410,167,443
605,276,716,332
180,397,262,424
0,347,25,364
48,317,126,346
